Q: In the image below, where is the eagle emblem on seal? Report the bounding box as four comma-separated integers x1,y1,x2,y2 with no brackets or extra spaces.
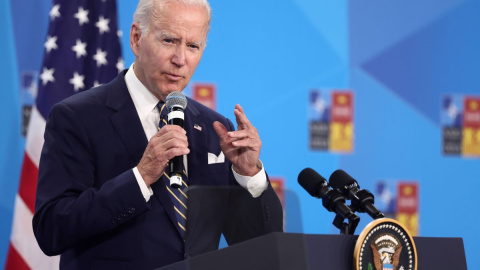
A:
370,234,402,270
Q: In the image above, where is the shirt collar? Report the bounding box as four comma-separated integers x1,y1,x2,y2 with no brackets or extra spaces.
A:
125,64,160,120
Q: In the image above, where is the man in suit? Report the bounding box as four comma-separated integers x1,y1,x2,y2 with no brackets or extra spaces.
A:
33,0,282,269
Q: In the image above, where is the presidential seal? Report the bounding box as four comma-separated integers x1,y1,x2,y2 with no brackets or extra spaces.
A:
354,218,417,270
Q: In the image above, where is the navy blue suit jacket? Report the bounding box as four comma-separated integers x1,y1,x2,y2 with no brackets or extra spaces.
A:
33,71,282,269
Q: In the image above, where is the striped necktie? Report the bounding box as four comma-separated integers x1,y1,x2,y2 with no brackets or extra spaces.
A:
157,102,188,237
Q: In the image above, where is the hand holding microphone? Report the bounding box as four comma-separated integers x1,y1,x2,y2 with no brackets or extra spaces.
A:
137,92,189,188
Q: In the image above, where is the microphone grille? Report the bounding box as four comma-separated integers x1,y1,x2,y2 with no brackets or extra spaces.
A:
298,168,327,198
166,91,187,110
329,169,356,189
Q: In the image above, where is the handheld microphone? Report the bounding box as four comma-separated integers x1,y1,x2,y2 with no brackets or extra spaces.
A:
298,168,359,234
165,91,187,188
329,169,385,220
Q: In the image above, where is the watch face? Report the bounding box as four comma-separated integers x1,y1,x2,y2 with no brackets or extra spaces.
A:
354,218,417,270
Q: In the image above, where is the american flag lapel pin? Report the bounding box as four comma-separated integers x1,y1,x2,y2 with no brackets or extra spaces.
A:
194,124,202,131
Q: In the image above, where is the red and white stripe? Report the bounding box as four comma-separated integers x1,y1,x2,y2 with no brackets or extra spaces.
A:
5,107,60,269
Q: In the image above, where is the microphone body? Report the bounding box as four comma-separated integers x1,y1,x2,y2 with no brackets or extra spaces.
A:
329,170,385,219
165,92,188,188
298,168,360,233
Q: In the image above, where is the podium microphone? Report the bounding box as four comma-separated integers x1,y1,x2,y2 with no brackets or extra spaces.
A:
329,169,385,220
165,91,187,188
298,168,359,234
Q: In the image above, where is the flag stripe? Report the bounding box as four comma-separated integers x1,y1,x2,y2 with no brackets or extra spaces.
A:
10,195,60,269
7,1,123,269
18,154,39,214
25,106,46,167
5,243,29,270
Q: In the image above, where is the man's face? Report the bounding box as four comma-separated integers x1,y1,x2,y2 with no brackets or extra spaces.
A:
131,1,209,101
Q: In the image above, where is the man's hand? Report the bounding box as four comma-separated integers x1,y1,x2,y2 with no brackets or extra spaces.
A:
213,104,262,176
137,125,190,186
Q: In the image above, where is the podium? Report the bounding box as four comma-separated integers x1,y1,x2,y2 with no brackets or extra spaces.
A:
158,232,467,270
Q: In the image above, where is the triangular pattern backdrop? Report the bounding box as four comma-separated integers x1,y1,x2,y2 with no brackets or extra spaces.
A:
1,0,478,269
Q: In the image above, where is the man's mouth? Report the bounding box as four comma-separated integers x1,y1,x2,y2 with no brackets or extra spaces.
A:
164,72,183,81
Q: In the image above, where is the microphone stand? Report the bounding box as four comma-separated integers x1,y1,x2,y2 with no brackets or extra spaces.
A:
323,189,360,235
333,212,360,235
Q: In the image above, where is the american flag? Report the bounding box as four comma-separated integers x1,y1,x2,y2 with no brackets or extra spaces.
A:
5,0,122,269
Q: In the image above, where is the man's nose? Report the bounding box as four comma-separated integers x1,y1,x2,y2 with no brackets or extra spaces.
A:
171,46,186,66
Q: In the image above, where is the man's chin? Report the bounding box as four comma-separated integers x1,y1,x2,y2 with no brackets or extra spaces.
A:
157,88,185,101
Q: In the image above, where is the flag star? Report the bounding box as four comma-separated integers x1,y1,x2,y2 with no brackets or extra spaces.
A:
49,4,61,20
94,81,102,87
45,36,58,53
74,7,89,26
95,16,110,34
116,58,125,73
69,72,85,91
40,67,55,86
117,30,123,37
93,48,108,67
72,39,87,58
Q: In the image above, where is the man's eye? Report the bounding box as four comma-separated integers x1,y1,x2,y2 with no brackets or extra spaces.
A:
164,39,173,44
189,44,199,49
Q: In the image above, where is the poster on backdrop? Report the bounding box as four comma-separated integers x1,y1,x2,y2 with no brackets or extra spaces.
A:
375,180,419,236
442,94,480,157
21,72,37,136
193,83,216,110
309,89,354,153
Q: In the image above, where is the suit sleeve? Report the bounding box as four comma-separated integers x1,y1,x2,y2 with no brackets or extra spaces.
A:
32,102,149,256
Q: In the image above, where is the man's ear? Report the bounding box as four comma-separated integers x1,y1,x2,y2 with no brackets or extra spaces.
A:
130,23,142,57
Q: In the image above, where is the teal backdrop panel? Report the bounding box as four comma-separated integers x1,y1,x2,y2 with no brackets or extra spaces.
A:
1,1,478,269
349,0,480,269
0,0,26,268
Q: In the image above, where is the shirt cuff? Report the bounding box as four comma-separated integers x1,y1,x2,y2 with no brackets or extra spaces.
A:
232,161,268,198
133,167,154,202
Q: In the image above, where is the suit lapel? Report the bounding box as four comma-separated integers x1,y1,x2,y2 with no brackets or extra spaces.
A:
106,71,148,164
105,79,210,238
105,72,181,236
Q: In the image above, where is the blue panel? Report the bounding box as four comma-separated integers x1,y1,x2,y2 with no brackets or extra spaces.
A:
362,0,480,125
350,0,465,65
346,67,480,269
294,0,349,62
117,0,137,67
0,1,23,267
5,0,478,268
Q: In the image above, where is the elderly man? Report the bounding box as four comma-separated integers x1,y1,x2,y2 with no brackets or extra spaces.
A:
33,0,282,269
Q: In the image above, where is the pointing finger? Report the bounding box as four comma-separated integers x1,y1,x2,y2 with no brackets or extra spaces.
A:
234,104,252,130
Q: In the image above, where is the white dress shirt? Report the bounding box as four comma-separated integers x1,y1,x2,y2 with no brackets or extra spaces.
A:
124,65,268,201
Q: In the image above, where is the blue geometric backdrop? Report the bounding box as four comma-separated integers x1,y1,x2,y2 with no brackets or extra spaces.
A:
1,0,479,268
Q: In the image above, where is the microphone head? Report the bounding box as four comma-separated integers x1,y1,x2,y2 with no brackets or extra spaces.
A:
166,91,187,110
329,169,359,192
298,168,328,198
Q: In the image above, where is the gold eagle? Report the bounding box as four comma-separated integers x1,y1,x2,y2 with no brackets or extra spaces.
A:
370,243,402,270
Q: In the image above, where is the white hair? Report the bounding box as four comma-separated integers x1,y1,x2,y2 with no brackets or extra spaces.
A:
133,0,212,34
